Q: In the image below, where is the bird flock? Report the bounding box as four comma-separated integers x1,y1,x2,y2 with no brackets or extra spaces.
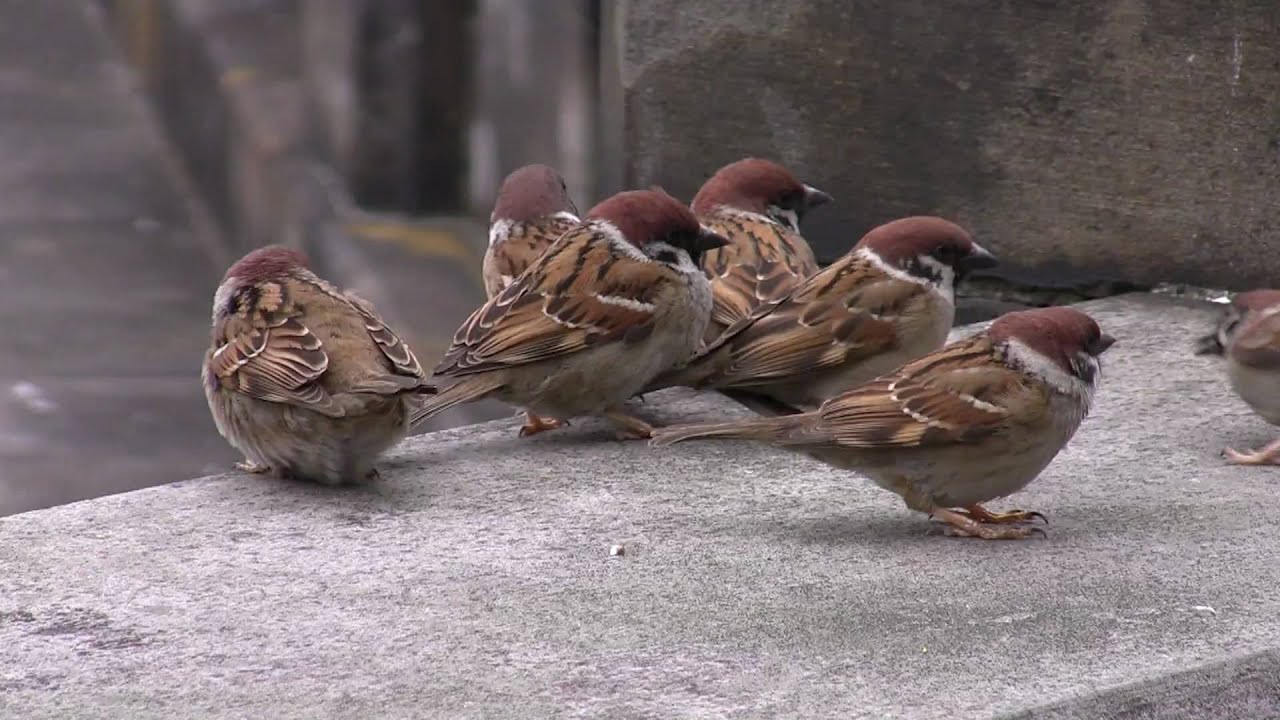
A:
202,157,1262,541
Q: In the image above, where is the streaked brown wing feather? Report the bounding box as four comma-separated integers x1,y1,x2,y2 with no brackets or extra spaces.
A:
489,216,580,292
699,212,819,326
209,309,343,416
437,228,663,377
697,253,926,385
344,290,426,379
817,335,1045,448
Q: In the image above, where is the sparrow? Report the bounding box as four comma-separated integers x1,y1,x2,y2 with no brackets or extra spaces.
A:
652,307,1116,540
411,188,730,439
482,164,582,434
202,245,436,485
649,216,998,408
1193,291,1277,356
483,163,581,298
692,157,831,339
1205,289,1280,464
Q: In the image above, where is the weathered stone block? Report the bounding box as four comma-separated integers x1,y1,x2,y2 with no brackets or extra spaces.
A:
619,1,1280,290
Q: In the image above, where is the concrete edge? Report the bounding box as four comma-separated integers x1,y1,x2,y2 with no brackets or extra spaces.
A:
1001,648,1280,719
98,0,485,309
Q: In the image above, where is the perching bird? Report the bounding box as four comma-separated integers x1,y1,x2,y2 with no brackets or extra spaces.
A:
482,163,582,433
203,245,435,484
652,307,1115,540
412,188,729,439
482,163,581,298
1204,289,1280,465
649,216,997,408
693,157,830,339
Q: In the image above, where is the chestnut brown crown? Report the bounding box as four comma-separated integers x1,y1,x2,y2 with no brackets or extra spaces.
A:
223,245,309,284
1233,289,1280,314
491,164,579,224
857,216,997,277
989,307,1116,376
587,188,729,260
691,157,828,218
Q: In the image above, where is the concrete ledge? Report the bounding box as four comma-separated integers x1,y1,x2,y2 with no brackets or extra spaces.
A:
2,293,1278,717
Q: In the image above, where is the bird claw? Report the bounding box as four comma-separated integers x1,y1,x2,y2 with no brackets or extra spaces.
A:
518,413,565,437
1222,443,1280,465
929,506,1048,540
940,523,1047,540
235,460,272,474
958,505,1049,525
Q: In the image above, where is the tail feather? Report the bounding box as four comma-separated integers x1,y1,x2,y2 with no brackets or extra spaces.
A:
649,415,800,447
409,376,503,427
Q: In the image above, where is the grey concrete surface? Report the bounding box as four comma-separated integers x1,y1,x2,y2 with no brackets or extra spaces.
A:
0,1,238,516
617,1,1280,291
3,294,1279,718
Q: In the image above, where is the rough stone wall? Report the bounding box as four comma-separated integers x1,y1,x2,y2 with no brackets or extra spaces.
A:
619,0,1280,289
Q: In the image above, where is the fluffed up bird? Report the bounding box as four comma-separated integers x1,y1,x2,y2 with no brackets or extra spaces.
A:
693,157,831,339
202,245,436,484
483,163,581,298
649,216,997,408
652,307,1115,540
482,164,582,434
1201,289,1280,465
411,188,730,439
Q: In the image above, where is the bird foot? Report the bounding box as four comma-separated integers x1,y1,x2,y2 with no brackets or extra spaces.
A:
235,460,272,474
1223,438,1280,465
956,504,1047,525
930,507,1046,540
518,412,566,437
364,468,383,482
604,410,654,440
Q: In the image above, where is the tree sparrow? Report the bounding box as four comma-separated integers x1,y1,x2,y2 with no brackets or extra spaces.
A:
482,163,581,298
411,188,730,439
1205,289,1280,464
652,307,1115,540
693,157,831,338
482,164,582,434
650,216,997,408
202,245,436,484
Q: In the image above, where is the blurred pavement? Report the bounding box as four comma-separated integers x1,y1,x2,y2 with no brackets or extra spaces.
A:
0,3,504,516
0,3,236,515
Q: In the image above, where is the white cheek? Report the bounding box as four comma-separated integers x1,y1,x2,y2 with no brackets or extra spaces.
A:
916,255,956,304
1004,339,1092,398
212,283,234,323
488,219,513,247
595,220,651,262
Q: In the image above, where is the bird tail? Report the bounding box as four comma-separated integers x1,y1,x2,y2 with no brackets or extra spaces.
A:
649,414,803,447
409,376,503,427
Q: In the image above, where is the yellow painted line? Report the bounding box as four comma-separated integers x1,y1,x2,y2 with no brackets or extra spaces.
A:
345,221,479,262
221,67,256,89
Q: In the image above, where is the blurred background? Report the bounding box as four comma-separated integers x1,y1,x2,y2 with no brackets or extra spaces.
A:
2,0,1273,515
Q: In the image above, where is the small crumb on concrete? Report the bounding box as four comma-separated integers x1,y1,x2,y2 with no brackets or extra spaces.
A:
10,381,56,413
1190,605,1218,617
609,544,625,557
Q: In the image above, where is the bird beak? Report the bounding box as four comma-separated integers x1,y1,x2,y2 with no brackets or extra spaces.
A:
959,243,999,272
693,225,731,252
803,184,832,209
1094,333,1118,355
